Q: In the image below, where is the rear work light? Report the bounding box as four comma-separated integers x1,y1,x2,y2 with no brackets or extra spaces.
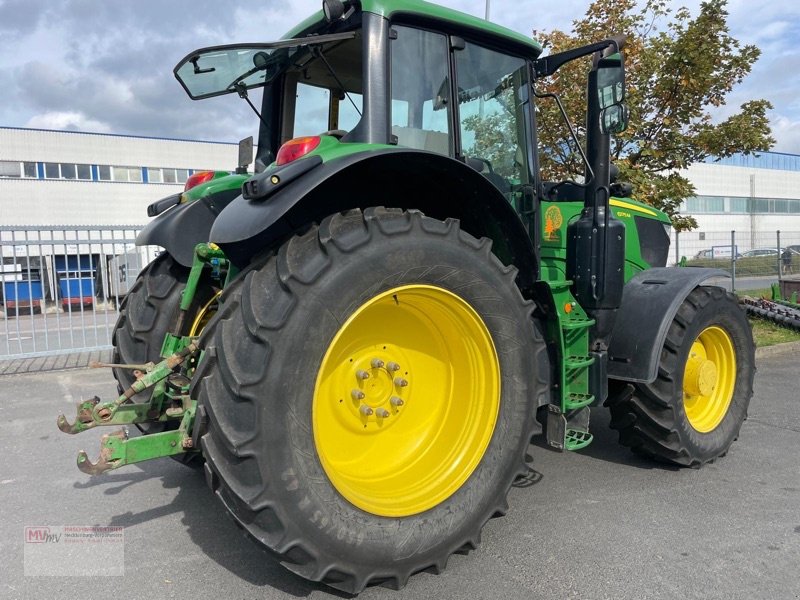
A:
276,136,321,166
184,170,215,191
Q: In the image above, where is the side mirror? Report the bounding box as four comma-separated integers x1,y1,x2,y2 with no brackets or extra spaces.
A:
600,103,629,134
594,51,628,134
237,136,254,174
596,52,625,108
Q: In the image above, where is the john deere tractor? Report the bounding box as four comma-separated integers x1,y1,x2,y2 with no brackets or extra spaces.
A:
58,0,755,592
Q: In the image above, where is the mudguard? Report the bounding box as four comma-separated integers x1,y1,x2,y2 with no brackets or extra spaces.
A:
210,148,538,292
136,187,242,267
606,267,731,383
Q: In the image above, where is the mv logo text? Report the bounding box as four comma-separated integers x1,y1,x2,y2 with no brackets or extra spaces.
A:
25,527,60,543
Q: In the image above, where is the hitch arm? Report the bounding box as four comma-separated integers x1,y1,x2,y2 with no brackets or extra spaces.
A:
76,402,196,475
56,342,198,434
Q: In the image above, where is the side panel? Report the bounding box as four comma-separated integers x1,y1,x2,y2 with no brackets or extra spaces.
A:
606,267,731,383
540,198,670,284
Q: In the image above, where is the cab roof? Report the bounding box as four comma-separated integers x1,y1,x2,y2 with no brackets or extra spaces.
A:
285,0,542,56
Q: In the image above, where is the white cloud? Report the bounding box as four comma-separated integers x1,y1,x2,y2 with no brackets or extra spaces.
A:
25,111,112,133
1,0,798,155
770,114,800,154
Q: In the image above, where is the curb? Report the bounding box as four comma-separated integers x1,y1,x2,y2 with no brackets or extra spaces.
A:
755,340,800,359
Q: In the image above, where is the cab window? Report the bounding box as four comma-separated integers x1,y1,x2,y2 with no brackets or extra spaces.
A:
455,42,531,190
390,26,452,156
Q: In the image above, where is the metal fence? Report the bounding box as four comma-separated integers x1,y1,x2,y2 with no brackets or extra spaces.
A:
673,230,800,292
0,226,157,360
3,225,797,360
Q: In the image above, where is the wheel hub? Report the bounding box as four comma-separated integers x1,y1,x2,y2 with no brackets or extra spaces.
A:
684,355,718,397
348,355,407,426
682,326,736,433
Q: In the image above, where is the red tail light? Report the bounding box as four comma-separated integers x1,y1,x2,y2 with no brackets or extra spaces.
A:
276,136,321,166
184,170,215,191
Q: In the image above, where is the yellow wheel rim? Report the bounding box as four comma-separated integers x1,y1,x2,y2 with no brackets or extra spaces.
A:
682,326,737,433
313,285,500,517
188,290,221,337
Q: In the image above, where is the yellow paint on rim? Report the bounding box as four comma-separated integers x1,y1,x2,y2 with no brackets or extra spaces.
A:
682,326,737,433
188,290,221,337
313,284,500,517
610,199,659,217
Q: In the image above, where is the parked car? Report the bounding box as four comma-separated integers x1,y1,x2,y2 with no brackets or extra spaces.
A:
740,248,781,258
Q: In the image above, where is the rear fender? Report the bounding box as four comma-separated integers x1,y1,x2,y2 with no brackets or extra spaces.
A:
211,149,538,294
136,175,246,267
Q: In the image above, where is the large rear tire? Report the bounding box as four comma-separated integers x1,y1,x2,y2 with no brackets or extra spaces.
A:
606,286,755,467
191,208,549,592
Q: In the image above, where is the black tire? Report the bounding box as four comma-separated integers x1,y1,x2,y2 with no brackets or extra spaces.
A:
191,208,549,593
606,286,755,467
112,254,188,397
112,253,214,463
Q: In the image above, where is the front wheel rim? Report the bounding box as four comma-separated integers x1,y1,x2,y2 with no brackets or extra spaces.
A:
313,284,500,517
683,325,737,433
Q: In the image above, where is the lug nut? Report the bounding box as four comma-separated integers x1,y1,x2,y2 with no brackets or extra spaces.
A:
375,408,390,418
359,405,374,416
356,369,370,380
371,358,385,369
351,389,365,400
387,361,401,372
390,396,404,407
394,377,408,387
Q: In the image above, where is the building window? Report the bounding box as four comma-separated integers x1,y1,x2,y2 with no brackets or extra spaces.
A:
61,163,77,179
23,162,37,178
44,162,60,178
161,168,189,184
98,165,111,181
147,168,163,183
0,160,21,177
76,164,91,180
112,166,143,182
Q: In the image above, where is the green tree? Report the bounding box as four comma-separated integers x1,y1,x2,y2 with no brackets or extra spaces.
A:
535,0,774,230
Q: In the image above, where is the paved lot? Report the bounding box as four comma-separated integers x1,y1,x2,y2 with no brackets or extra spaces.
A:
1,354,798,600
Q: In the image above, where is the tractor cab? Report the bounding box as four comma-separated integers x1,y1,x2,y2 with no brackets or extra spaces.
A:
174,1,537,201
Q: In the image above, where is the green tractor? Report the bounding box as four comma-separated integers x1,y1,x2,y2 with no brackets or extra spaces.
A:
58,0,755,592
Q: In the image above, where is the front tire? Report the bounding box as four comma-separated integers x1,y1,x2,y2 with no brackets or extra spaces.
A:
192,208,549,592
607,286,755,466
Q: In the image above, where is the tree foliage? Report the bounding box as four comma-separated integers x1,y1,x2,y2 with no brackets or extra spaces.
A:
535,0,774,230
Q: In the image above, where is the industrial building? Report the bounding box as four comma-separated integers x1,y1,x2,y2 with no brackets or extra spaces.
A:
0,127,237,226
0,127,237,314
676,151,800,260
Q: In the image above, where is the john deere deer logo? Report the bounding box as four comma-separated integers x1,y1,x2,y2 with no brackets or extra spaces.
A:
544,206,563,242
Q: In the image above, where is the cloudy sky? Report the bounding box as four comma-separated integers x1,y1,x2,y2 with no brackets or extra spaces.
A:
1,0,799,153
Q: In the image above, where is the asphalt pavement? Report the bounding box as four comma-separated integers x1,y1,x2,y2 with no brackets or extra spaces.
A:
1,354,798,600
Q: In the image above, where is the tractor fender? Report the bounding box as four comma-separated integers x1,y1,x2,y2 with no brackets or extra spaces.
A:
136,188,241,267
606,267,731,383
211,149,538,293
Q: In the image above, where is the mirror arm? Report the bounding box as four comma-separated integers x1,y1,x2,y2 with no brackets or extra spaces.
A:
534,36,626,78
532,85,594,189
